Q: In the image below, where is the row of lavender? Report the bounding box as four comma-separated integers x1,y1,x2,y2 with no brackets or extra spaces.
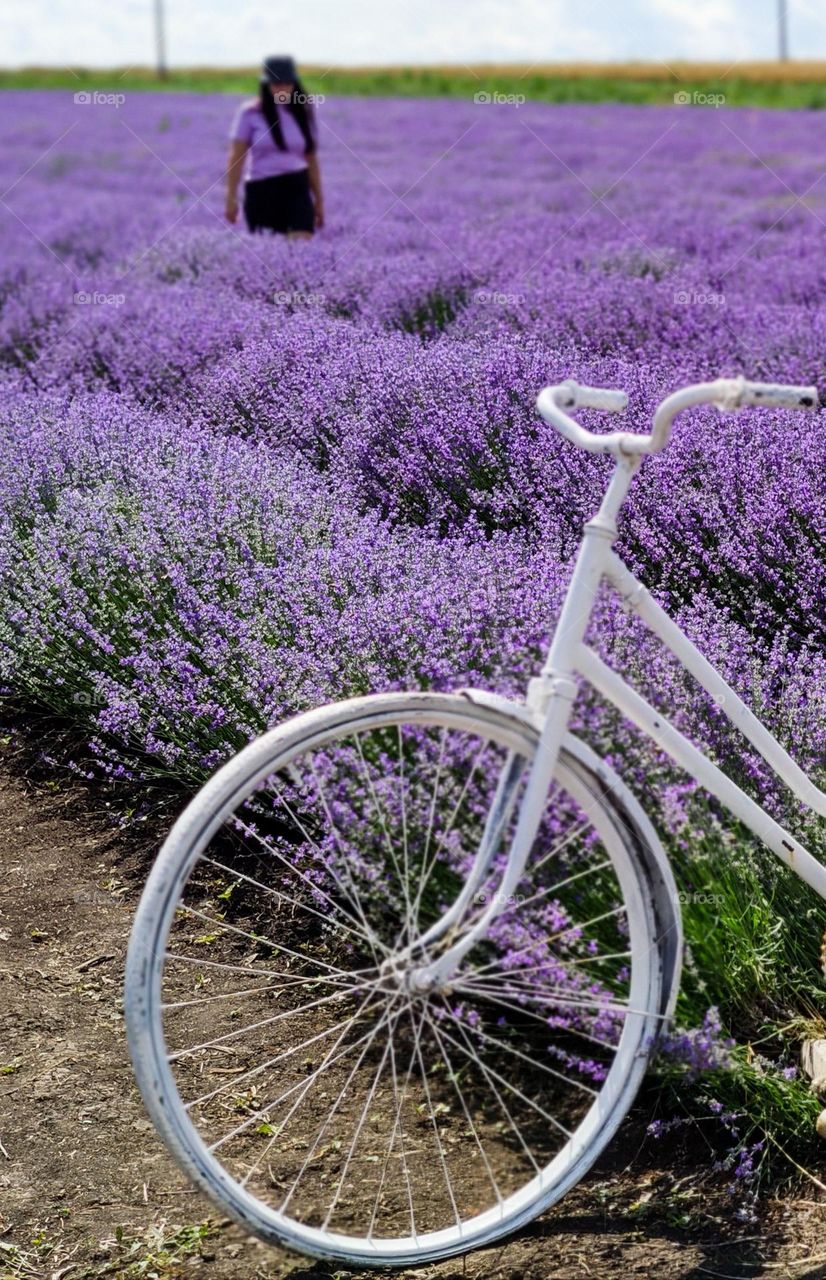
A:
2,93,823,775
1,94,824,1118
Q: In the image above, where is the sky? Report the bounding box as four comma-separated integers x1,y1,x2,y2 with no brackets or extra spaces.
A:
3,0,826,67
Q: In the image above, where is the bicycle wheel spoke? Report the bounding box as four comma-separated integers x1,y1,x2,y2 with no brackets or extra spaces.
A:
279,999,403,1215
432,1011,574,1140
395,724,415,949
410,1002,463,1231
237,992,390,1191
176,905,357,980
420,1001,503,1206
368,1000,420,1242
352,731,414,940
416,726,448,902
321,1002,404,1230
199,853,381,954
174,985,374,1065
441,1000,601,1096
461,856,615,932
455,953,632,1006
163,952,337,981
454,980,667,1024
189,989,382,1115
212,994,391,1156
448,1009,542,1178
481,948,634,983
408,737,494,948
235,797,381,950
443,985,620,1053
163,983,279,1011
530,817,595,875
242,784,376,945
304,756,383,969
466,903,628,981
406,728,466,938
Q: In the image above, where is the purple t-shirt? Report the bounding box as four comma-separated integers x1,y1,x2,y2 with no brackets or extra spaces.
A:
229,99,317,182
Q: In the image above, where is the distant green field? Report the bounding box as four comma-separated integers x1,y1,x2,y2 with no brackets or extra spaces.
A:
2,62,826,108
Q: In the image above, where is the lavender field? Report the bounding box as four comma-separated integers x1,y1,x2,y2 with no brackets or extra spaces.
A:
1,89,825,1164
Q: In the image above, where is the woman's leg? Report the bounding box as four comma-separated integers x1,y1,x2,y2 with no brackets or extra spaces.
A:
285,170,315,239
243,188,260,233
243,179,285,235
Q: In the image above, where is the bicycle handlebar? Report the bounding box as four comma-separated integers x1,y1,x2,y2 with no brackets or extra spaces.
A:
535,381,632,455
568,383,629,413
536,376,819,458
736,380,817,410
648,378,818,454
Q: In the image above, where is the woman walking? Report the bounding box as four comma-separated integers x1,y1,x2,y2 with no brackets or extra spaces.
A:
225,55,324,237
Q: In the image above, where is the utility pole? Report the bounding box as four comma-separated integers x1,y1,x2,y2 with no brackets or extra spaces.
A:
778,0,789,61
155,0,168,80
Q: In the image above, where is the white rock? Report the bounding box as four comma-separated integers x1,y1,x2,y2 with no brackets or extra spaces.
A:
801,1040,826,1084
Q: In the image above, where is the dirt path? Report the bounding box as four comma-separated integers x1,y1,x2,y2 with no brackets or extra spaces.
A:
1,751,825,1280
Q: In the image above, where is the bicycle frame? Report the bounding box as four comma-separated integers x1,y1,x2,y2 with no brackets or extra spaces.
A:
414,423,826,990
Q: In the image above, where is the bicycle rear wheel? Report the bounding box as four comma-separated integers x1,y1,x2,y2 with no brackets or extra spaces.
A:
125,692,668,1266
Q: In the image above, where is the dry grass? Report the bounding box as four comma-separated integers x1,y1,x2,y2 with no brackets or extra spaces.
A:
302,60,826,83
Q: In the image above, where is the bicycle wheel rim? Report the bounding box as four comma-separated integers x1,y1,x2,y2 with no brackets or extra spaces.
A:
125,694,662,1266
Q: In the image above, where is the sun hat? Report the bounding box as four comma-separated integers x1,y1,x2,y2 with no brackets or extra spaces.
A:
261,55,298,84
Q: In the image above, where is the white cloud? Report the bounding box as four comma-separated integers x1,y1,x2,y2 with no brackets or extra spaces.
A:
161,0,607,67
643,0,758,60
3,0,824,67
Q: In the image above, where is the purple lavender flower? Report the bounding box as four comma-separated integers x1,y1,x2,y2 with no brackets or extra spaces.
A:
2,90,825,1084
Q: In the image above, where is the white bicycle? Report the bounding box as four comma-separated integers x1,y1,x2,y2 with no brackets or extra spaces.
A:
125,375,826,1267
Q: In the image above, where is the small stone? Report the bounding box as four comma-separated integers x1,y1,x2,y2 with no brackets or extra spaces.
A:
801,1040,826,1090
816,1109,826,1141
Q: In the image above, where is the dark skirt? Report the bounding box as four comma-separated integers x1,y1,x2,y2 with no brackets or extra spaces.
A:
243,169,315,235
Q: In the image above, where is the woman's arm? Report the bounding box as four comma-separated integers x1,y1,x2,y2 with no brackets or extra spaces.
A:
225,139,249,223
307,153,324,229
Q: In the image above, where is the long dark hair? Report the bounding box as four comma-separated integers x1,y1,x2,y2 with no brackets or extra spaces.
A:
259,78,316,155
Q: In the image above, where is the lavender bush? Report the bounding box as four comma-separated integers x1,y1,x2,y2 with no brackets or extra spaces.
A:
1,90,824,1151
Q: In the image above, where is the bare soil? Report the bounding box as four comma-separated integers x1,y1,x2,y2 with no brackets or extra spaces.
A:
1,743,826,1280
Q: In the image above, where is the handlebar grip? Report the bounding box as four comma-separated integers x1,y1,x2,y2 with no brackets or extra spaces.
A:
559,381,629,413
738,380,819,410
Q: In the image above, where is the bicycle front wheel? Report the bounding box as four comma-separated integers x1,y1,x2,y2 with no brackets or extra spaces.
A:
125,692,666,1267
